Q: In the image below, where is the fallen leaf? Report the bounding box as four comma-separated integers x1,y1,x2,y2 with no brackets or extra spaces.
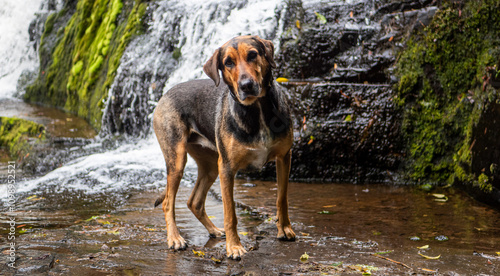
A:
300,232,310,236
295,20,301,29
308,139,314,145
322,205,335,208
16,224,26,228
300,252,309,263
208,216,216,219
432,194,446,199
420,268,437,272
496,252,500,256
318,210,334,214
314,12,327,24
349,11,354,18
276,77,289,83
85,215,100,222
344,115,352,122
192,250,205,257
211,256,222,263
389,36,394,42
334,63,338,70
418,253,441,259
417,245,429,249
106,230,120,235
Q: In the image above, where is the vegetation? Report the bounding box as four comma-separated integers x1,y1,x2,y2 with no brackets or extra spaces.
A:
25,0,148,131
0,117,45,160
395,0,500,189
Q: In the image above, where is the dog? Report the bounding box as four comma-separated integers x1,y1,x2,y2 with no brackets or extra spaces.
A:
153,35,295,260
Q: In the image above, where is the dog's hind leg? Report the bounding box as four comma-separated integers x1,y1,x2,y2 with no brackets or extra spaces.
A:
186,144,224,238
153,104,189,250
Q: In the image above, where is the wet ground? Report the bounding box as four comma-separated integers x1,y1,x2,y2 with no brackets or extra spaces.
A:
1,179,500,275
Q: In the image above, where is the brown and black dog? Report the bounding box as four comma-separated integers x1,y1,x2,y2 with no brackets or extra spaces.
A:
153,35,295,260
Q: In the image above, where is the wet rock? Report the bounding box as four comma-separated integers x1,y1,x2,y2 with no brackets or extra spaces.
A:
2,251,55,275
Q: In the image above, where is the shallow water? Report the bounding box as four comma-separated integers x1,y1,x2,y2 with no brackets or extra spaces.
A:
1,178,499,275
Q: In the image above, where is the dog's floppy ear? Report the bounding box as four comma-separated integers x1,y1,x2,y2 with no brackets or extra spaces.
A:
260,38,276,69
203,48,221,87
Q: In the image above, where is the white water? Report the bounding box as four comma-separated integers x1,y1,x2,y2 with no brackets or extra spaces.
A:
0,0,44,98
0,0,285,198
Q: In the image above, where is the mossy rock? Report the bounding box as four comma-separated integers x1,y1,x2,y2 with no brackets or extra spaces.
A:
25,0,148,132
395,0,500,203
0,117,46,161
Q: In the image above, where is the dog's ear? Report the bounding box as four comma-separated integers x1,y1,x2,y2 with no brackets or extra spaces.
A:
203,48,221,87
260,38,276,69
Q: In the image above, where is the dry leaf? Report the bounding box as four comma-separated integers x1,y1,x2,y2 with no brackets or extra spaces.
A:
418,253,441,259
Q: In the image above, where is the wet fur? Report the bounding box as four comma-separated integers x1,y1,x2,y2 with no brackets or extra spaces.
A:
153,35,295,259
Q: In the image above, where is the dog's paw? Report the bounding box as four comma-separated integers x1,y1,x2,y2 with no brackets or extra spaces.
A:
226,244,247,260
209,227,225,238
277,225,296,241
167,235,187,250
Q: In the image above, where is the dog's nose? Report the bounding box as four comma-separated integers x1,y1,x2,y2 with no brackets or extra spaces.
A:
239,79,255,94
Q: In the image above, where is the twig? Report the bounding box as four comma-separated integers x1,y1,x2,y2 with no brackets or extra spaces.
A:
371,253,412,269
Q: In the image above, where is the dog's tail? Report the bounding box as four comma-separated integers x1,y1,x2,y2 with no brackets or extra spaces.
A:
154,192,166,208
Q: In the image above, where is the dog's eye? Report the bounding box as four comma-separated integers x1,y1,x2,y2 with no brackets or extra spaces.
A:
224,58,234,68
247,51,258,61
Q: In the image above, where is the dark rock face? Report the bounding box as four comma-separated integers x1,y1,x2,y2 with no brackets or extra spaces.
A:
243,0,437,182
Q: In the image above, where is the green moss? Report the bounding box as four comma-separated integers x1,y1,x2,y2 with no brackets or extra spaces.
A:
25,0,148,131
0,117,45,160
396,0,500,185
172,47,182,60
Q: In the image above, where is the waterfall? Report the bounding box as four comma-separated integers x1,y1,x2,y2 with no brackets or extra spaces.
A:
0,0,61,99
1,0,285,197
102,0,284,136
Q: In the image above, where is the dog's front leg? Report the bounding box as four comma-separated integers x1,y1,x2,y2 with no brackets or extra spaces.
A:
218,158,247,260
276,150,296,241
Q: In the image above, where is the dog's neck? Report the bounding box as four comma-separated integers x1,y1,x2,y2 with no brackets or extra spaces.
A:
226,77,289,140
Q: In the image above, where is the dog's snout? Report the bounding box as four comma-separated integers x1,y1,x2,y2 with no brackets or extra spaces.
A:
239,78,255,93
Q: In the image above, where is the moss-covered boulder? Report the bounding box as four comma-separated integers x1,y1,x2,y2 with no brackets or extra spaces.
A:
395,0,500,204
25,0,148,131
0,117,46,161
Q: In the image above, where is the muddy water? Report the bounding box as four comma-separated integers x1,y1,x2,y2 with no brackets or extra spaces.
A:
0,98,97,138
1,179,499,275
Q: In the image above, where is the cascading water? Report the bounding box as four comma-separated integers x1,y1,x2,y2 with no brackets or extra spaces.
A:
0,0,61,98
0,0,285,198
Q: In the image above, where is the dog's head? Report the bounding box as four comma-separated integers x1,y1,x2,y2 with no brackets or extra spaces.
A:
203,35,276,105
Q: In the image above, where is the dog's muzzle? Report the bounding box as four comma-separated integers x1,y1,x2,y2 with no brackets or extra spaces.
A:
238,79,260,101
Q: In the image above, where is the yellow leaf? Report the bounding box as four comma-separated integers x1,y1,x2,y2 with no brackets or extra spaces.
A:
239,232,248,236
208,216,216,219
323,205,335,208
421,268,437,272
276,77,289,83
350,11,354,18
192,250,205,257
300,232,310,236
417,245,429,249
432,194,446,199
300,252,309,263
418,253,441,259
211,256,222,263
106,230,120,235
334,63,338,70
295,20,301,29
496,252,500,256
